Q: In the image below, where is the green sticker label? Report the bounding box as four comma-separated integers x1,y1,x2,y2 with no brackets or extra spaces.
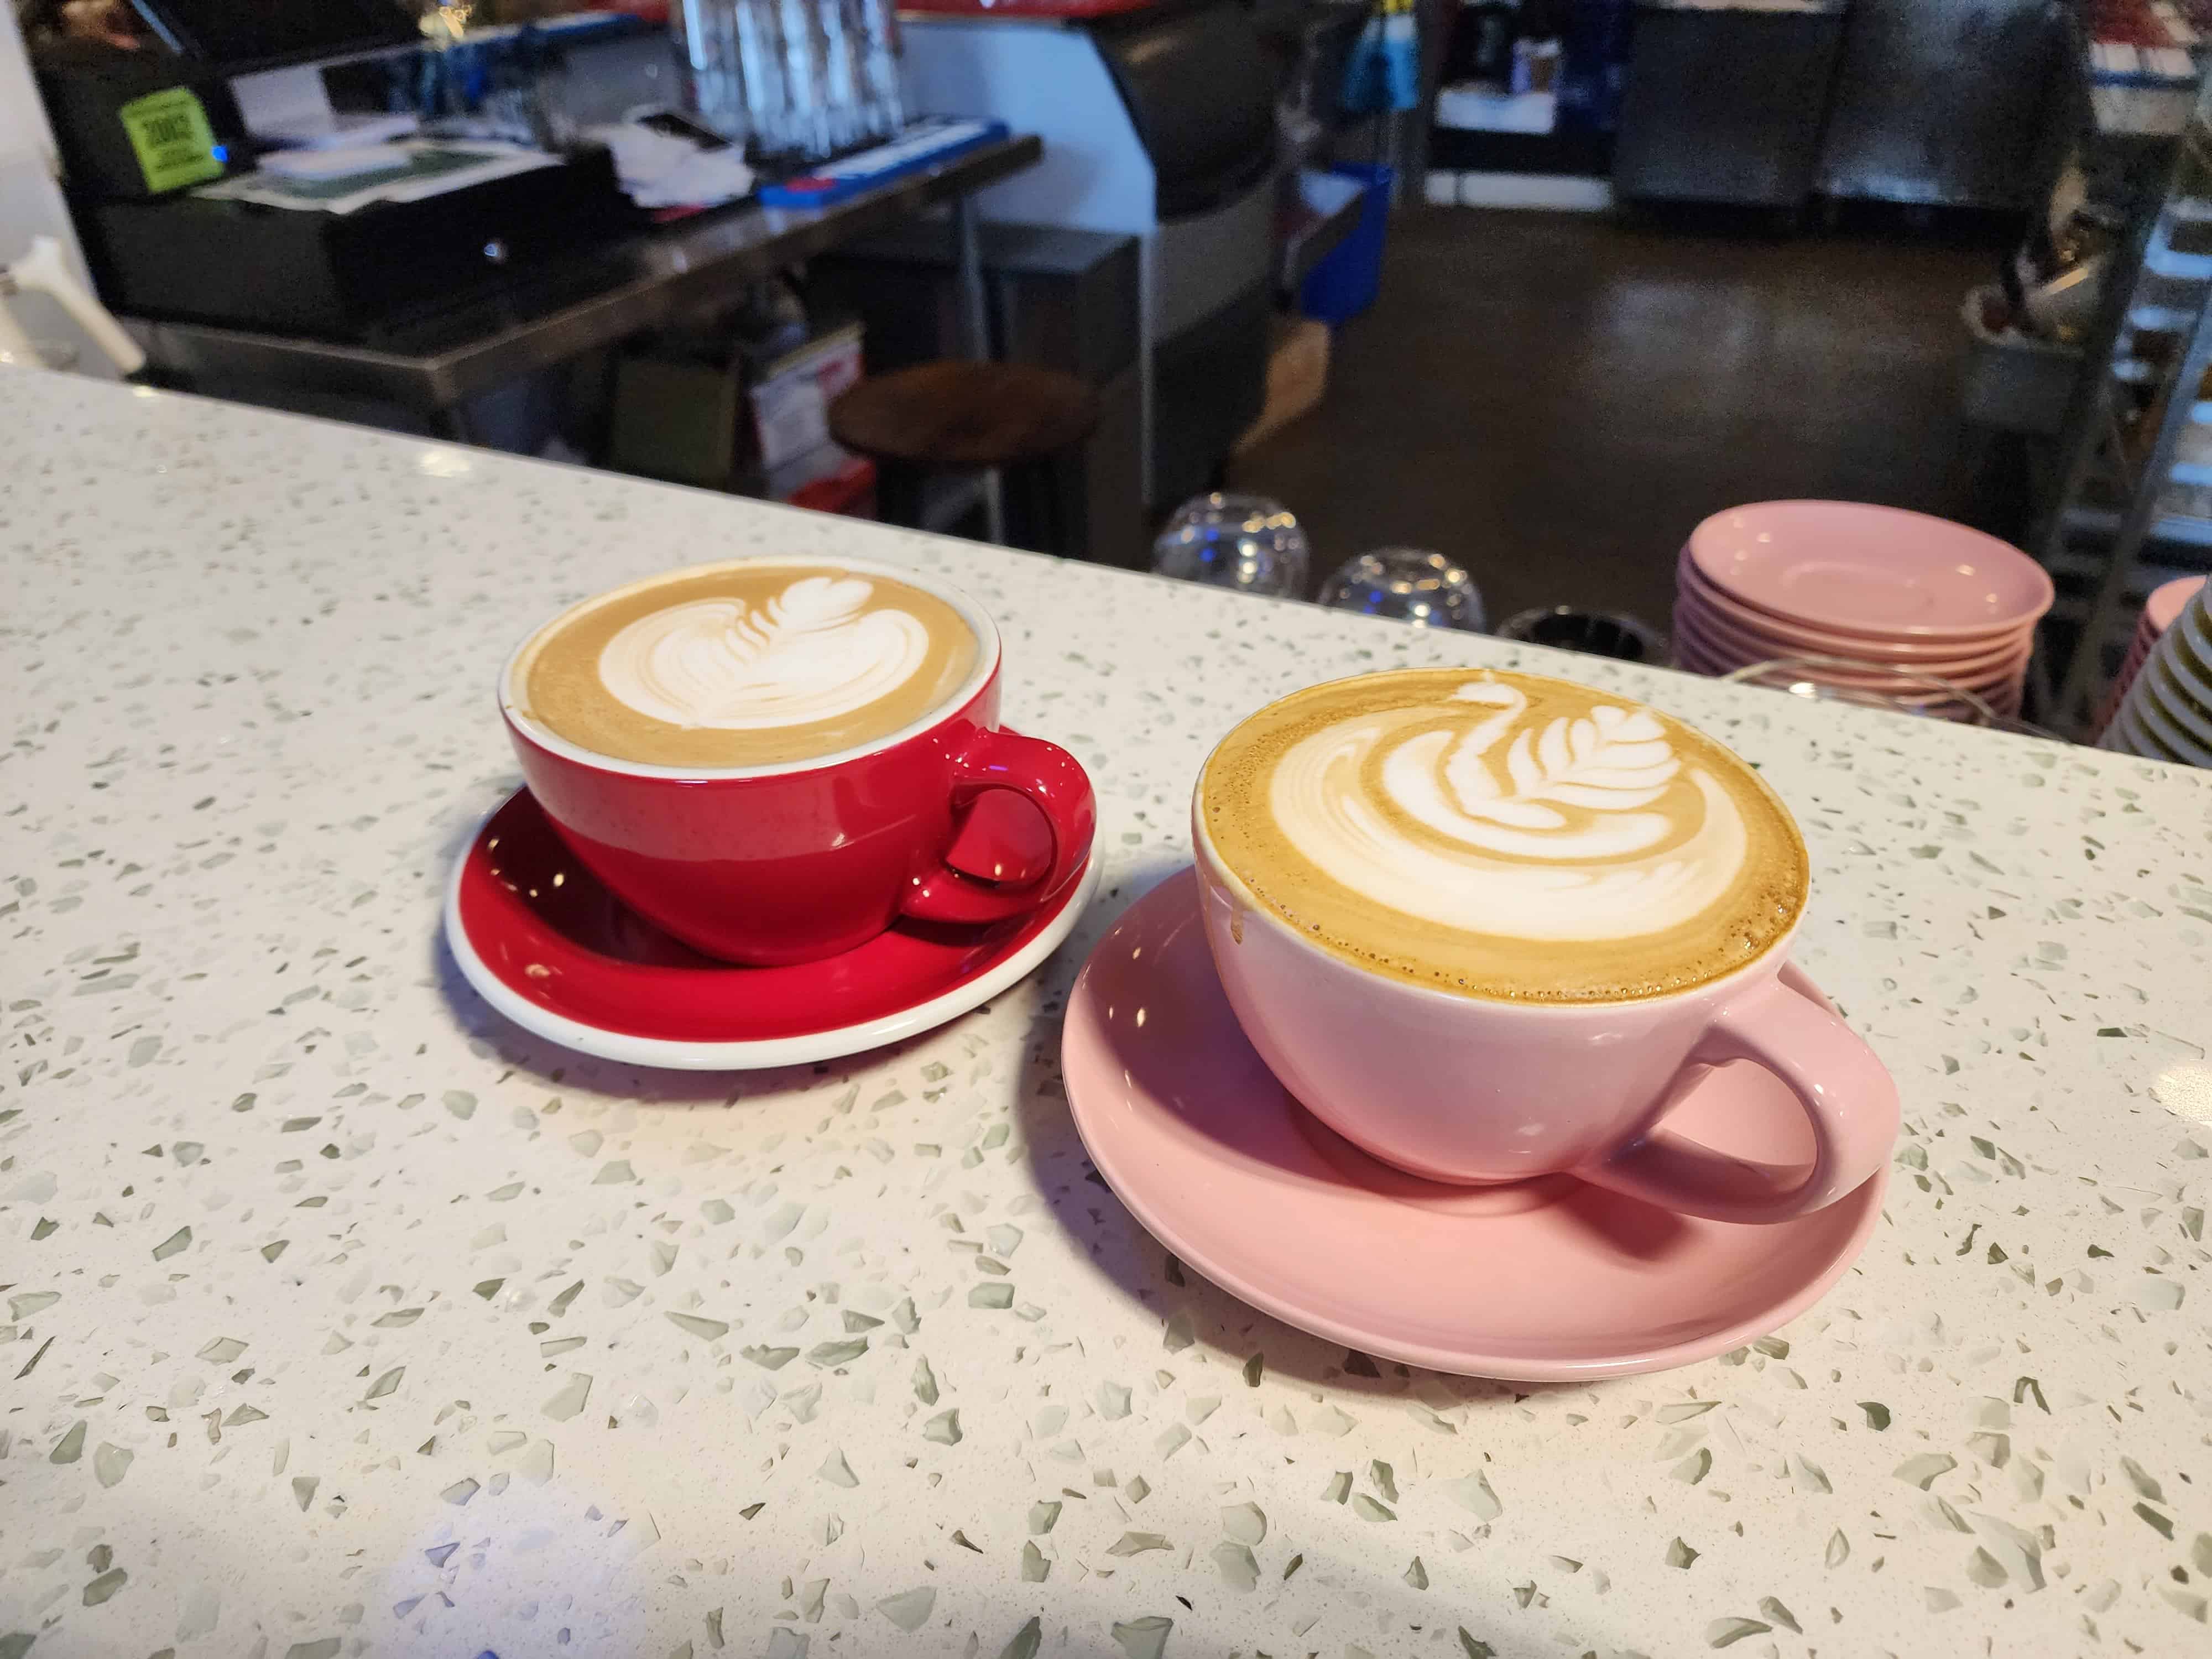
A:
117,87,224,195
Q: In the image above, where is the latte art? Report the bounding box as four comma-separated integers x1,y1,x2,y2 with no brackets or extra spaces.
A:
1270,682,1749,943
599,578,931,732
1200,670,1807,1003
511,561,980,770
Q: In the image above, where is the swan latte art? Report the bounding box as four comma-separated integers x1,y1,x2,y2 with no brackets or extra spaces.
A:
1199,669,1808,1002
512,562,979,768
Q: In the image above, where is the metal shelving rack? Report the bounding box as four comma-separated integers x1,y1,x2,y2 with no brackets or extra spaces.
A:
2034,72,2212,732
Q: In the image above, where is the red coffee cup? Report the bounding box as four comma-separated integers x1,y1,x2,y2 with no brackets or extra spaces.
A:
500,557,1095,966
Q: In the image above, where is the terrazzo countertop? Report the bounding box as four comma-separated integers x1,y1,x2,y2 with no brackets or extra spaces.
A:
4,371,2211,1659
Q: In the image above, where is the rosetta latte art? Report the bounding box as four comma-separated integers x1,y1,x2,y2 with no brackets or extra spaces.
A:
1269,680,1749,941
597,575,930,731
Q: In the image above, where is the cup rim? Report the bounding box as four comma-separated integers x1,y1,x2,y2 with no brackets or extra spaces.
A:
499,554,1003,781
1188,666,1808,1014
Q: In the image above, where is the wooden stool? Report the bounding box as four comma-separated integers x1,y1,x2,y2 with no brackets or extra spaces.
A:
828,361,1100,550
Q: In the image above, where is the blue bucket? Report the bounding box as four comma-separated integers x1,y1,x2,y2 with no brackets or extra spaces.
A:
1300,163,1394,326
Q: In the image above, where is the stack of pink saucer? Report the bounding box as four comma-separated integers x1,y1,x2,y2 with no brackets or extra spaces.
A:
2103,577,2212,766
2096,576,2205,739
1672,502,2054,722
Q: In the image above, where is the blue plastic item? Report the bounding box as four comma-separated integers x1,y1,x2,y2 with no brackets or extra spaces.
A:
1339,5,1421,117
1299,163,1392,325
756,119,1009,208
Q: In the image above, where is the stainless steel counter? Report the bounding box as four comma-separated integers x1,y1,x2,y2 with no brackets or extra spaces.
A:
1814,0,2065,210
123,134,1044,415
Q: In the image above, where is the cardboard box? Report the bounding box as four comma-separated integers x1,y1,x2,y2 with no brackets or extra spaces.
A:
747,322,864,472
1234,316,1332,454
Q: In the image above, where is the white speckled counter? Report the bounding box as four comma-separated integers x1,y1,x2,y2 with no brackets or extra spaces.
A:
4,371,2210,1659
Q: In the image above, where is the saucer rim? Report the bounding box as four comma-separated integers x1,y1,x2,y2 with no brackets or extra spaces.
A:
1062,869,1888,1382
1684,502,2052,638
444,791,1100,1070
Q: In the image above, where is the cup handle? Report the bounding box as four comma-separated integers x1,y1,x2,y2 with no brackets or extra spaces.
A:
899,727,1095,926
1578,977,1899,1224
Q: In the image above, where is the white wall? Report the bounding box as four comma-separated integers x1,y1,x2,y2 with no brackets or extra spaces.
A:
1,8,120,375
900,20,1156,237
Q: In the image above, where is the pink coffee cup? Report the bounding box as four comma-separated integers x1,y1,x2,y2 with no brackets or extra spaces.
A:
1191,770,1897,1227
502,557,1095,967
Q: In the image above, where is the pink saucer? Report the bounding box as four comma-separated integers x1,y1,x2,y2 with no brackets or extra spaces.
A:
1061,871,1886,1381
446,787,1098,1068
1677,554,2036,668
2148,575,2206,635
1669,615,2026,716
1687,502,2052,639
1670,643,2014,724
1671,601,2029,691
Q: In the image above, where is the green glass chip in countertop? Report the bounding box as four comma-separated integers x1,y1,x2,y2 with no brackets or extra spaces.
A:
118,87,225,194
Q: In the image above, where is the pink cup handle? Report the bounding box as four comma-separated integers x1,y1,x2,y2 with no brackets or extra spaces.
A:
900,727,1095,926
1580,977,1900,1224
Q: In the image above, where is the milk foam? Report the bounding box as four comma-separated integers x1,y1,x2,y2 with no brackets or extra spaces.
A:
1267,680,1749,942
1202,669,1808,1001
597,576,929,731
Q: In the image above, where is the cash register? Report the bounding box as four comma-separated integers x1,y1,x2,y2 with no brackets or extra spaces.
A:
35,0,639,342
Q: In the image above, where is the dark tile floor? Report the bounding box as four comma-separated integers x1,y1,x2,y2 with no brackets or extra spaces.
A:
1230,205,2015,634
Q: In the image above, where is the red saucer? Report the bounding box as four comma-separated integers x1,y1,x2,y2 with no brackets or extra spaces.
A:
445,787,1097,1068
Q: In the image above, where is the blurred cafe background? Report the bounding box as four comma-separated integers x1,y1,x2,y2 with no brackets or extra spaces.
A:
11,0,2212,749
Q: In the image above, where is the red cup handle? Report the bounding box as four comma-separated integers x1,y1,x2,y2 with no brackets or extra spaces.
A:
900,728,1095,925
1578,976,1900,1224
